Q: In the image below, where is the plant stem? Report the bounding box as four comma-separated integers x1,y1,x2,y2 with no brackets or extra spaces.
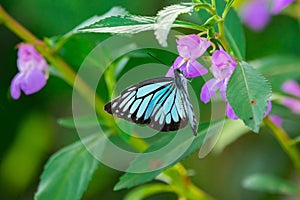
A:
211,0,216,10
163,164,214,200
263,117,300,181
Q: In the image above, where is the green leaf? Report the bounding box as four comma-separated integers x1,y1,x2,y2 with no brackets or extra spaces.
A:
224,8,245,60
124,183,173,200
227,62,271,132
79,15,156,34
57,116,104,129
243,174,298,195
155,3,197,47
66,6,128,36
114,121,219,190
35,134,102,200
78,14,205,37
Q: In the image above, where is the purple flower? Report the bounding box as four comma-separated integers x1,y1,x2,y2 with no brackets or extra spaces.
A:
200,49,236,103
177,34,210,60
281,80,300,114
272,0,294,14
226,103,238,120
240,0,271,31
270,115,283,126
166,34,210,78
10,43,48,99
240,0,294,31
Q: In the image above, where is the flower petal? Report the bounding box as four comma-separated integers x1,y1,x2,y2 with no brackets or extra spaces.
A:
183,60,208,78
211,49,236,80
226,103,238,120
17,43,48,72
264,100,272,117
269,115,283,126
21,69,47,95
282,97,300,114
177,34,210,60
200,78,222,103
240,0,271,31
10,73,24,100
272,0,294,14
219,80,227,101
281,80,300,97
166,56,185,77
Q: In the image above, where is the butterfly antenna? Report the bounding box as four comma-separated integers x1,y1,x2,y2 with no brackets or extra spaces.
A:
147,53,168,65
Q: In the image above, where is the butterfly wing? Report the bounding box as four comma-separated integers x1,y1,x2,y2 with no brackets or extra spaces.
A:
173,71,198,135
181,87,198,135
104,77,190,132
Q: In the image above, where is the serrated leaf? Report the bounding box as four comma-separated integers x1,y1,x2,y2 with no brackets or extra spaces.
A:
35,134,102,200
114,121,219,190
243,174,297,195
78,14,205,37
79,15,156,34
224,8,245,60
155,3,196,47
227,61,271,132
66,6,128,36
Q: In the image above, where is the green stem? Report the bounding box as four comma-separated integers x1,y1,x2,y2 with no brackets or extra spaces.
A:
222,0,234,19
263,117,300,181
211,0,216,10
217,19,230,51
163,164,214,200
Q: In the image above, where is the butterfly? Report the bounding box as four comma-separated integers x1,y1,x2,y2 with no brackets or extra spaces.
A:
104,69,198,135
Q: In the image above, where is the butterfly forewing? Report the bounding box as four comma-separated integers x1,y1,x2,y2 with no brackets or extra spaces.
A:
104,76,191,132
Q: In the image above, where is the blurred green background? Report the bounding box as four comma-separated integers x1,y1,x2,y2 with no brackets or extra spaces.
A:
0,0,299,199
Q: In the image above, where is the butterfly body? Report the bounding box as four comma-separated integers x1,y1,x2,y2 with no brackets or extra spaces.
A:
104,70,198,135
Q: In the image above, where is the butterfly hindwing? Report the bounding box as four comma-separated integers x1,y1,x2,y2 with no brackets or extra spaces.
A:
104,77,190,132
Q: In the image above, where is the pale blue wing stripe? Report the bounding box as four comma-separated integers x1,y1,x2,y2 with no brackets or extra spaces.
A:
122,96,135,112
175,89,185,119
136,94,153,118
145,86,168,119
155,106,163,121
159,112,165,125
158,85,173,104
150,84,173,117
136,82,170,98
129,98,142,114
163,90,175,114
166,113,171,124
171,105,179,122
119,91,136,108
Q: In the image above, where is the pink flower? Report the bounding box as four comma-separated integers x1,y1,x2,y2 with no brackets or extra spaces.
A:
281,80,300,114
270,115,283,126
240,0,294,31
176,34,210,60
226,103,239,120
200,49,238,119
240,0,271,31
166,34,210,78
200,49,236,103
272,0,294,14
10,43,48,99
200,49,272,120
